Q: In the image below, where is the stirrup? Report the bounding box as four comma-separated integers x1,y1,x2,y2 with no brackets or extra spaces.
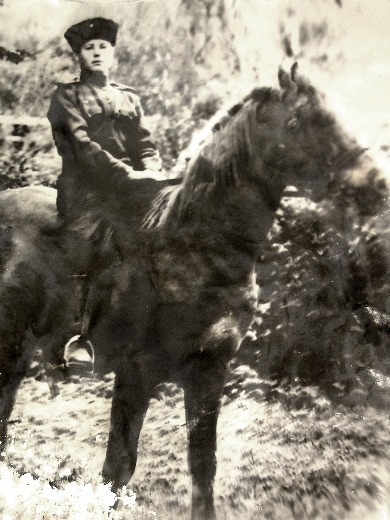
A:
63,335,95,374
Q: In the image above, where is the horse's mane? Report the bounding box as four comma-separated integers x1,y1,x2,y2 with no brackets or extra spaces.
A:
143,87,277,230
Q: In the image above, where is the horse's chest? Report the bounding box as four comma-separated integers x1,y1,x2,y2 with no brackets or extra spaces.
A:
156,273,259,363
150,248,210,303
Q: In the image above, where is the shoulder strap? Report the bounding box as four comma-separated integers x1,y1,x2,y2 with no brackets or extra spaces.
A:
110,81,138,94
55,81,79,90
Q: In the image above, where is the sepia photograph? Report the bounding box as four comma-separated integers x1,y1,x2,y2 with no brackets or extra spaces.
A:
0,0,390,518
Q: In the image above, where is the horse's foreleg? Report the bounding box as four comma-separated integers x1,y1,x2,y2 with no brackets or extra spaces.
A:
183,353,229,520
102,353,162,492
0,335,35,455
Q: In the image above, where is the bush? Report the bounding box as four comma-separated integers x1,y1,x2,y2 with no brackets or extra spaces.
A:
0,464,157,520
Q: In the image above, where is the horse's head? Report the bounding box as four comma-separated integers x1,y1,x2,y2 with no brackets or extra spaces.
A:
148,69,367,232
180,66,363,206
252,64,364,201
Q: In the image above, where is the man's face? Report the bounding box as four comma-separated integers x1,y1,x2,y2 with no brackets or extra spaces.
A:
78,39,115,75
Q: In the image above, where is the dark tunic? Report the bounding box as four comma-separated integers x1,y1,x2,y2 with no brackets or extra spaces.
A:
47,72,162,225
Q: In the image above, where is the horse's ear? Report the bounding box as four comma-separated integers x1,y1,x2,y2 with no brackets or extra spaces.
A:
291,62,298,81
294,74,317,99
278,66,294,90
290,63,317,98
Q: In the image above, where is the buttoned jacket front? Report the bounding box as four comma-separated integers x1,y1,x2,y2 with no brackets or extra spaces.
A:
48,76,162,220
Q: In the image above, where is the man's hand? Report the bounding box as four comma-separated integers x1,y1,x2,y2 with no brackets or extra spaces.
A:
130,169,167,181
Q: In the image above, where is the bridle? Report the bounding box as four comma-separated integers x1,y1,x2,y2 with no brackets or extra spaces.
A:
282,146,368,199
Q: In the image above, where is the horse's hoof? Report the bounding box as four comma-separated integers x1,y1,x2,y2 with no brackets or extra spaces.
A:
63,335,94,375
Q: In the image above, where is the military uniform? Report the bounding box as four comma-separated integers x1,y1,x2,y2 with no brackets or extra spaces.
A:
48,17,163,371
48,73,162,223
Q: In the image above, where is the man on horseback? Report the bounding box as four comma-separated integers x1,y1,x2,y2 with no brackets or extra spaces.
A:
47,17,166,371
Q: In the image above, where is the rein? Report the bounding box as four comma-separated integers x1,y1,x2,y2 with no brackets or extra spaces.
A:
327,146,368,174
283,146,368,198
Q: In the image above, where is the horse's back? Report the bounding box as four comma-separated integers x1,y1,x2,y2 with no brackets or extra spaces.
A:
0,186,57,228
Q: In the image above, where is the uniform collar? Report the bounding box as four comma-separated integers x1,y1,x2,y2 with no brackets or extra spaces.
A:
80,69,110,88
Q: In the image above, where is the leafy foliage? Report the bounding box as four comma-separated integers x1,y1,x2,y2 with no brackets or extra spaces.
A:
237,178,390,405
0,464,156,519
0,119,59,188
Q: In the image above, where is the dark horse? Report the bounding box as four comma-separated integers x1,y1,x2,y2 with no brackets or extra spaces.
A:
0,68,369,519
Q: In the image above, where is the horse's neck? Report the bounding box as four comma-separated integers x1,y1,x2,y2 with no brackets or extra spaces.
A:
222,180,284,242
161,176,284,265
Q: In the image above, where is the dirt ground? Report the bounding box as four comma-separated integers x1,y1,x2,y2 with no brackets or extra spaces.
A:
2,356,390,520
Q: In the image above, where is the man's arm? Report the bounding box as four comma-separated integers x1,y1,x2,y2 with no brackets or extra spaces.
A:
133,96,162,172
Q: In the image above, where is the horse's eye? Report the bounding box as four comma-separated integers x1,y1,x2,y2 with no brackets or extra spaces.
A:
287,117,299,128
